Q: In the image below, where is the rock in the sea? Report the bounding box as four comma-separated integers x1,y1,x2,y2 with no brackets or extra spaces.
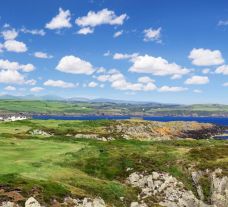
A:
25,197,41,207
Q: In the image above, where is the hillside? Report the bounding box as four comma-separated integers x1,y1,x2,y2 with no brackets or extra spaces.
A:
0,120,227,206
0,100,228,117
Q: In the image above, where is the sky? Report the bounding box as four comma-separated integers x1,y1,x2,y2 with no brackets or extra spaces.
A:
0,0,228,104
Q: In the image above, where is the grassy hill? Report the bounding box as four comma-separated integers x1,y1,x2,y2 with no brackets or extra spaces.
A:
0,99,228,116
0,120,227,206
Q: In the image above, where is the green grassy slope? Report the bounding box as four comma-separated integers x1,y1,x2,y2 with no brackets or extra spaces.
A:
0,100,228,116
0,120,227,206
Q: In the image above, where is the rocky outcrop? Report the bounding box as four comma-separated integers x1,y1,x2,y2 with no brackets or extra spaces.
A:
108,120,222,140
0,202,16,207
127,169,228,207
1,197,106,207
25,197,41,207
63,197,106,207
192,169,228,207
30,129,52,136
74,134,114,141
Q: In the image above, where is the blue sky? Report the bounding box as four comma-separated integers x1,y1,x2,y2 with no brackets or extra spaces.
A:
0,0,228,104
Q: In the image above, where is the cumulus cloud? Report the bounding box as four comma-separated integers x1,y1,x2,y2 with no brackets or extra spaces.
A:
193,89,202,93
137,76,154,83
171,74,182,80
218,20,228,26
158,86,188,92
202,68,211,74
0,70,25,84
113,30,123,38
20,28,45,36
215,65,228,75
113,52,138,60
4,40,27,53
185,75,209,85
88,81,98,88
30,87,44,92
143,27,161,42
0,59,35,72
45,8,72,30
44,79,75,88
129,55,189,77
25,79,37,85
188,48,224,66
34,52,53,59
77,27,94,35
76,9,128,28
96,69,157,91
56,55,95,75
4,86,16,91
103,51,111,57
0,43,3,53
1,29,18,40
223,82,228,87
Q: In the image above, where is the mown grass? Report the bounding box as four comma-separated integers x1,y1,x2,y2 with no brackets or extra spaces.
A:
0,120,227,205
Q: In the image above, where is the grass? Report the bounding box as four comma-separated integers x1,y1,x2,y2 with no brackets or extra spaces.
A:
0,119,227,206
0,99,228,116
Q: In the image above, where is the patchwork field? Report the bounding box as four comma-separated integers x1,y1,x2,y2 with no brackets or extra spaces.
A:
0,100,228,116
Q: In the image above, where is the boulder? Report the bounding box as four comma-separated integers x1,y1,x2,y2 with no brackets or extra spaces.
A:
25,197,41,207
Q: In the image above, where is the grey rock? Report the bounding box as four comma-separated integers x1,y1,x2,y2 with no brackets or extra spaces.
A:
25,197,41,207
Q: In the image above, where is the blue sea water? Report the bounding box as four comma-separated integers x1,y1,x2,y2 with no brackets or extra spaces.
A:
33,115,228,126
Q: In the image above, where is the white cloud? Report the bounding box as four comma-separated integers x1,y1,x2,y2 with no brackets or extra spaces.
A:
0,70,25,84
143,27,161,42
103,50,111,56
75,9,128,27
185,76,209,85
215,65,228,75
96,67,106,73
113,52,138,60
0,59,35,72
34,52,53,59
188,48,224,66
0,43,3,53
96,69,157,91
56,55,95,75
113,30,123,38
137,76,154,83
21,64,35,72
218,20,228,26
30,87,44,92
77,27,94,35
20,28,45,36
129,55,189,77
4,86,16,91
159,86,188,92
202,68,211,74
171,74,182,80
4,40,27,53
45,8,72,30
25,79,37,85
193,89,202,93
143,82,157,91
223,82,228,87
44,79,75,88
1,29,18,40
88,81,98,88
